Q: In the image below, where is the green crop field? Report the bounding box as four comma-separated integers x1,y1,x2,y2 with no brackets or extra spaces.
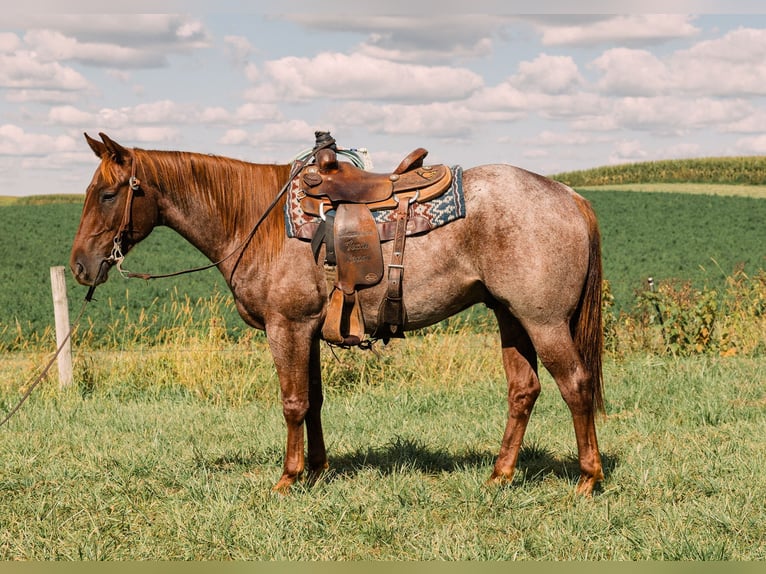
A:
552,155,766,187
1,156,765,560
1,179,765,348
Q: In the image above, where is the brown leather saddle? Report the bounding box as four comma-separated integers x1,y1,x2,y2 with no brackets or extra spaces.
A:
295,134,453,346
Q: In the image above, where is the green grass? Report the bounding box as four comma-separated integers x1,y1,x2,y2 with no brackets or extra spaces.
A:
1,335,765,559
2,164,766,559
580,190,766,312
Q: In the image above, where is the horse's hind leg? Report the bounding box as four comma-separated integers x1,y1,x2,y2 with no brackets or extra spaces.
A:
489,307,541,485
530,323,604,496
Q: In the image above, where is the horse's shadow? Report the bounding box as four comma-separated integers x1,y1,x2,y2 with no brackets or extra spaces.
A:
208,435,618,491
323,435,618,489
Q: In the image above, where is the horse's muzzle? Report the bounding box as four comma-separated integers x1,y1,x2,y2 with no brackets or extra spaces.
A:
70,256,111,287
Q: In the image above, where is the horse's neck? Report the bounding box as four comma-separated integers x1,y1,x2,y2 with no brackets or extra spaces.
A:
158,188,235,265
149,153,288,273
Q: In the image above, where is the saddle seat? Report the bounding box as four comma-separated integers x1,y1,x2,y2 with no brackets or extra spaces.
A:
295,139,453,347
298,147,452,217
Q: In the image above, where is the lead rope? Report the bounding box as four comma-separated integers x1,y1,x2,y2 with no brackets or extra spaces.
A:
0,296,91,428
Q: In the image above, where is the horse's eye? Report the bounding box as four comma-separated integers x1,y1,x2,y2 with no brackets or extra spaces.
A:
101,189,118,203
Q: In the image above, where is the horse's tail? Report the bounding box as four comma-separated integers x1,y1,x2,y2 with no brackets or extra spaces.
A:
571,193,605,413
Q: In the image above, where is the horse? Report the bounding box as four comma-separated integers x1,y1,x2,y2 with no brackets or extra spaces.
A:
70,132,606,495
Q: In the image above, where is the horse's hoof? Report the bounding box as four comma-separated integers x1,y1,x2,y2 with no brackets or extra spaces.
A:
575,473,603,497
486,470,514,486
272,475,296,495
306,462,330,486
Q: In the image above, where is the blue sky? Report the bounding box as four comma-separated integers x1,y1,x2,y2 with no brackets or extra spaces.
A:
2,2,766,195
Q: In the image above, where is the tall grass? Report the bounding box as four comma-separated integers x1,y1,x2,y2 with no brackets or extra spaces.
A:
3,267,763,408
604,268,766,357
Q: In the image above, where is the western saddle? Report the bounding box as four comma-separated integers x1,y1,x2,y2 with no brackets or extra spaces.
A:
295,132,453,346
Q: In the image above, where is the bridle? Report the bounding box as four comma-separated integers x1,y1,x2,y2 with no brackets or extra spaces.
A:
105,160,141,276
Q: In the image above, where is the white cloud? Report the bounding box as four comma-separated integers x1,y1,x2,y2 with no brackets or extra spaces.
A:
10,15,211,71
538,14,700,46
591,28,766,98
12,14,210,49
4,89,82,104
0,32,20,52
0,52,91,91
466,82,531,113
723,109,766,133
609,140,648,164
329,101,499,138
25,29,170,68
528,130,609,147
668,27,766,96
286,14,509,63
233,102,281,123
591,48,670,96
48,105,94,126
735,134,766,154
220,120,319,148
0,125,78,156
224,35,254,67
44,100,284,134
219,129,249,146
571,96,752,136
250,120,320,145
250,52,483,103
511,54,584,95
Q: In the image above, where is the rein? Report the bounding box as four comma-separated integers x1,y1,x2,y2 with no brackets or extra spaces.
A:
113,141,332,282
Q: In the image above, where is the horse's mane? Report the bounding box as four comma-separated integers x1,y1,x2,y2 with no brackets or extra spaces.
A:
133,148,291,261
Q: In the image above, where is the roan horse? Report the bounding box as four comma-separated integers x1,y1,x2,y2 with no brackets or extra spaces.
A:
70,132,605,495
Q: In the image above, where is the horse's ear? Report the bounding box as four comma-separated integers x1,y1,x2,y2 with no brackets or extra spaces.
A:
85,132,107,158
99,132,130,165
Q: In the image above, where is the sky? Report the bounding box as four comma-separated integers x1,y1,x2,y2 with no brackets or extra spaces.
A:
3,1,766,195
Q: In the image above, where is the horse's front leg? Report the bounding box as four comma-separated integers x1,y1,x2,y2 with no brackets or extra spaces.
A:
266,321,326,493
306,336,328,481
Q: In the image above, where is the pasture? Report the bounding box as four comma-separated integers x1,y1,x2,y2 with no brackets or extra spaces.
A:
1,335,765,559
1,156,765,559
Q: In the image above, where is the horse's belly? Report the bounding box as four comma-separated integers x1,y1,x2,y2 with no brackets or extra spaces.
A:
357,226,486,331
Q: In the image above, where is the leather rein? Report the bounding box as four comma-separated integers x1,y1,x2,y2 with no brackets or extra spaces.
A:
105,145,319,284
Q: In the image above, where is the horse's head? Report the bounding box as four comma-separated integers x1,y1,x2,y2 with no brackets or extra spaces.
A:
70,133,160,287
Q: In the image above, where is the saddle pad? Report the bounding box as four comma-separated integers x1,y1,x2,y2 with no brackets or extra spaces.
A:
285,165,465,241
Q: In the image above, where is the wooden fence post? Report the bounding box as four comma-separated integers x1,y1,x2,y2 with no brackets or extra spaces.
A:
50,266,73,389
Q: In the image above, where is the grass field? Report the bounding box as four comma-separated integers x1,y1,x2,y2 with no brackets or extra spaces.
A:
552,155,766,187
576,182,766,199
1,333,764,559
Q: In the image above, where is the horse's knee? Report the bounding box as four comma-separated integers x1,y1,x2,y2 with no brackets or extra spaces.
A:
282,395,309,424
